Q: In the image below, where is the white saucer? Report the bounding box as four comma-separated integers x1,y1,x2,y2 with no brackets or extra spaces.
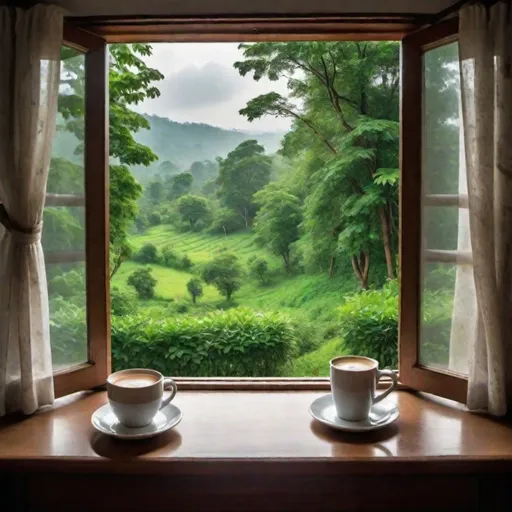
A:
91,402,182,440
309,394,399,432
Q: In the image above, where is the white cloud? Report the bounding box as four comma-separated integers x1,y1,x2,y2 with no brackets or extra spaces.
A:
132,42,292,133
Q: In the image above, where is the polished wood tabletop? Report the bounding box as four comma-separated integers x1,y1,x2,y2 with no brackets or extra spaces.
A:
1,390,512,473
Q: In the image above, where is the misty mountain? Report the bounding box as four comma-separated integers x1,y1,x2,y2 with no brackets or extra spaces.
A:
52,114,286,184
131,115,285,182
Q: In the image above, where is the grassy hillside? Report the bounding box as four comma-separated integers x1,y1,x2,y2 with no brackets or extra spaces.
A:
112,226,357,375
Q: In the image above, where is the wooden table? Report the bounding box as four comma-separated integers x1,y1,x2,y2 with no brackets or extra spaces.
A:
1,390,512,511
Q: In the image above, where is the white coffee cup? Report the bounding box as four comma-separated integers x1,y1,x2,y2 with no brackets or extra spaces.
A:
107,368,177,428
330,355,398,422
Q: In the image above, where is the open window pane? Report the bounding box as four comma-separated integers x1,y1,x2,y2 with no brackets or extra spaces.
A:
43,46,87,372
104,41,400,378
419,41,474,375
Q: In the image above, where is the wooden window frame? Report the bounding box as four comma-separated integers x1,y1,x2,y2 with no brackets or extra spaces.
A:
51,15,469,400
399,17,468,404
51,26,110,398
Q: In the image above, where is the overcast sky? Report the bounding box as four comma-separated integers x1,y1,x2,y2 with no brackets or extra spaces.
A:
132,43,292,134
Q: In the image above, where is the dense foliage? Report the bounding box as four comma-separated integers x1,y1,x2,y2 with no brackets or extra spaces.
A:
111,308,298,376
338,281,398,368
202,253,244,301
186,277,203,304
127,267,157,299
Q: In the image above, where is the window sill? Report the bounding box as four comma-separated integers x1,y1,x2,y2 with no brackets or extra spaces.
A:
1,389,512,475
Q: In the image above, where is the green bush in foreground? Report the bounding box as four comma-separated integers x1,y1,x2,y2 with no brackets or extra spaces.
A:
111,308,297,377
338,281,399,368
338,280,453,369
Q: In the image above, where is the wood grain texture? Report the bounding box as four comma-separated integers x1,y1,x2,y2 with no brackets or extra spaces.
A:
1,391,512,472
66,16,418,43
2,391,511,511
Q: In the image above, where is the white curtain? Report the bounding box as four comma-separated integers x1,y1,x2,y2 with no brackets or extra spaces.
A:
459,2,512,416
0,5,64,415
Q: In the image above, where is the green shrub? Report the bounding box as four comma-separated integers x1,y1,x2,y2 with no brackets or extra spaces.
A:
148,212,161,226
110,286,136,316
111,308,298,377
49,298,87,366
338,280,398,368
249,257,269,285
293,320,321,356
421,290,453,367
209,207,245,235
175,301,189,313
181,254,193,270
133,243,159,264
186,277,203,304
202,253,243,301
48,270,85,300
161,246,193,271
127,267,157,299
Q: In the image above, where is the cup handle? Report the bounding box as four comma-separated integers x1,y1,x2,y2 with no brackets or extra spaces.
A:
160,377,177,410
373,369,398,405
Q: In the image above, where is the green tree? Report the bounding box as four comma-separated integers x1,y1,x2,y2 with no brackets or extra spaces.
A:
210,207,245,236
249,258,269,285
147,180,165,203
186,278,204,304
56,44,164,277
127,267,157,299
202,253,243,302
133,243,159,263
253,186,303,271
236,42,399,287
109,242,133,279
216,140,272,227
188,160,218,188
169,172,194,200
177,195,211,230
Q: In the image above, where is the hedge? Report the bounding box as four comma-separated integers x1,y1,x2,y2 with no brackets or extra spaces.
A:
338,280,453,369
111,308,298,377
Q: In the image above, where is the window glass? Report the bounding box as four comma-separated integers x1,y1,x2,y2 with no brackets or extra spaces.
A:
43,47,87,371
419,42,474,374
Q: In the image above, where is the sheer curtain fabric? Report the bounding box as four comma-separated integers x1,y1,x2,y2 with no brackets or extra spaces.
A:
0,4,64,415
459,2,512,416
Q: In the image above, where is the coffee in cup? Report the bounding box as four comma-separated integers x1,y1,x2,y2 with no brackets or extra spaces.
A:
107,369,177,428
330,355,397,422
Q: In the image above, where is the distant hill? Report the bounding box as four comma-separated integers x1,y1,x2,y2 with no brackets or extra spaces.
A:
52,114,285,184
131,115,285,182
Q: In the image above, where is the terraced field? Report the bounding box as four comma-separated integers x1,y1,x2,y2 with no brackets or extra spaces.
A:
130,225,282,267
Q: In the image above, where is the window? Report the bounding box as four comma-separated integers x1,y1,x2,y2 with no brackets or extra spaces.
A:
44,45,88,372
400,19,468,403
50,17,468,403
47,27,110,398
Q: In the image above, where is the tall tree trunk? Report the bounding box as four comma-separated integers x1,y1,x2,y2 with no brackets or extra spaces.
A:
329,255,336,277
351,252,370,290
222,225,227,237
192,295,196,304
378,206,395,280
282,252,290,272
